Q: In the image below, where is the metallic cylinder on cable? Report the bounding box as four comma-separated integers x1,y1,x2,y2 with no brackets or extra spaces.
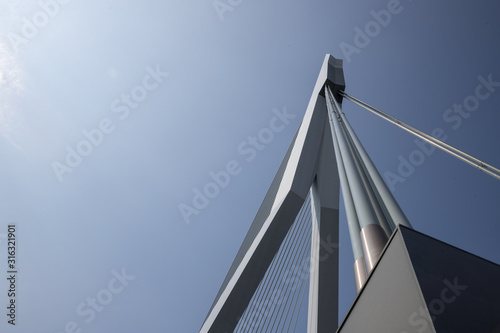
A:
327,101,367,293
325,87,388,272
353,258,368,293
330,89,413,230
359,223,390,269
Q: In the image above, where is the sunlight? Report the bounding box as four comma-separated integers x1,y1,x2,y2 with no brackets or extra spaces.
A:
0,40,24,150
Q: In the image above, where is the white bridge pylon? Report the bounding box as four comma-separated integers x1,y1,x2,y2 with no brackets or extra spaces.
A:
200,54,411,333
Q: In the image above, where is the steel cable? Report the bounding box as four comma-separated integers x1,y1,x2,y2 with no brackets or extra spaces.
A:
263,199,311,332
236,197,309,332
269,204,311,332
236,195,311,332
340,91,500,181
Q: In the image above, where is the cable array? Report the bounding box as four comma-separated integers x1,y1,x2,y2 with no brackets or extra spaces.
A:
233,194,313,333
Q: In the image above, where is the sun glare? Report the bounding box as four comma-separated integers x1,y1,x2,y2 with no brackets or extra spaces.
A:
0,40,24,150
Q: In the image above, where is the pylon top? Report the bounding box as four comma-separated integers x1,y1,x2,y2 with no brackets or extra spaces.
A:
318,54,345,103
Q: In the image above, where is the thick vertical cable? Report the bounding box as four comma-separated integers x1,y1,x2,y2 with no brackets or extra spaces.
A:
325,87,388,271
329,87,412,229
326,102,367,292
328,87,394,236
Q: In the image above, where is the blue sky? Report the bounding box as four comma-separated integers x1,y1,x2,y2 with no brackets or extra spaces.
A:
0,1,499,332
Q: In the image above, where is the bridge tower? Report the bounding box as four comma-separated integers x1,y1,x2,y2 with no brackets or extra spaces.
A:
199,55,500,333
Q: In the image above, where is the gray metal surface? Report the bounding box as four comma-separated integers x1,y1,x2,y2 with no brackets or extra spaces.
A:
353,257,367,293
307,116,341,332
359,223,388,271
339,228,433,333
400,226,500,333
307,181,321,333
338,226,500,333
308,177,340,333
